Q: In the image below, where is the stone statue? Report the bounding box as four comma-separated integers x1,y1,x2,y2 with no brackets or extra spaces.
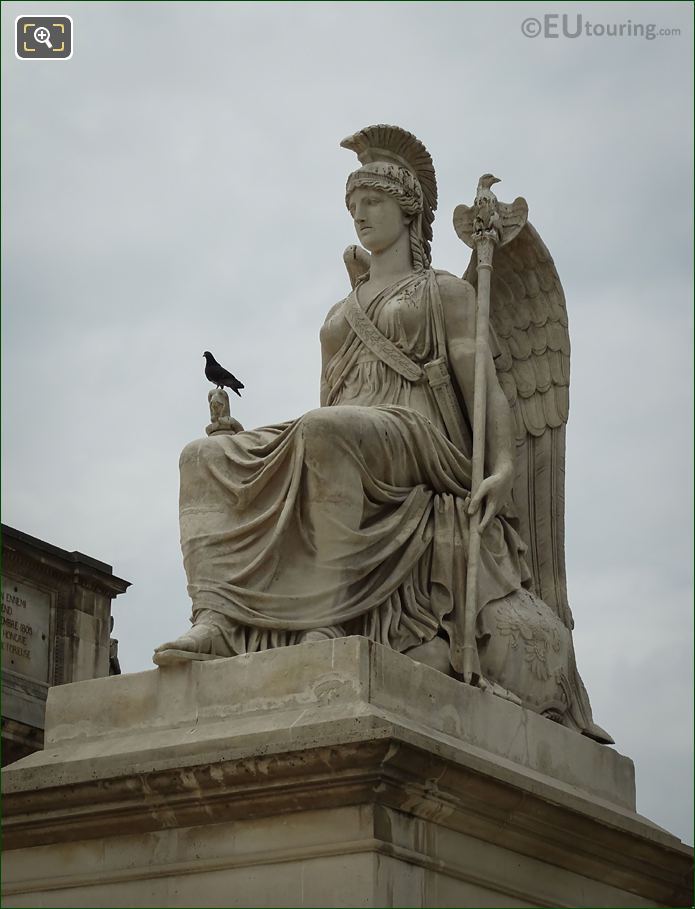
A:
154,124,611,744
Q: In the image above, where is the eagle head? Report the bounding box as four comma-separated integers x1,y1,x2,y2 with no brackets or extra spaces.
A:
478,174,501,190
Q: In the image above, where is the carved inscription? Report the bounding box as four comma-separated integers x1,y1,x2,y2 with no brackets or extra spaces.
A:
1,579,50,682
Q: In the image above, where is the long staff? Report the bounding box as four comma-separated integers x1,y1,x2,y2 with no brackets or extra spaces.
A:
459,233,496,683
452,178,527,683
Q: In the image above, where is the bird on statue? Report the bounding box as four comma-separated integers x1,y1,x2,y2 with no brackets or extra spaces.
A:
203,351,244,396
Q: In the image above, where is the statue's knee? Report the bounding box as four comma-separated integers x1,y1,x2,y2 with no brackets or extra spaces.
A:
179,436,223,472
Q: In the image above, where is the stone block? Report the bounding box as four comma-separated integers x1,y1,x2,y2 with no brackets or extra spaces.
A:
2,638,692,907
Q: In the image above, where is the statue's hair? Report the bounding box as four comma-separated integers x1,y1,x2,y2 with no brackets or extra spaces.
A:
409,214,427,271
341,125,438,272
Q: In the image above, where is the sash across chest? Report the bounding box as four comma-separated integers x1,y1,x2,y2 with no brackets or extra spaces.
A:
343,292,424,383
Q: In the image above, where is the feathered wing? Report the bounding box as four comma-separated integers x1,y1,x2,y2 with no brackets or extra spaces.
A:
464,223,573,630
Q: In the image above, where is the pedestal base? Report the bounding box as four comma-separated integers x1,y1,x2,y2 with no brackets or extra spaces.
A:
2,637,692,907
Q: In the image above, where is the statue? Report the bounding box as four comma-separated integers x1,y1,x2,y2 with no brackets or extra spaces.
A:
154,124,611,744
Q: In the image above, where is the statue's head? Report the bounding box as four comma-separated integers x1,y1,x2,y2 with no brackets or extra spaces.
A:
341,125,437,270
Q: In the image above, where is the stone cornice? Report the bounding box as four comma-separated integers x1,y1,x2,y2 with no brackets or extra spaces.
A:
2,736,691,906
2,525,130,598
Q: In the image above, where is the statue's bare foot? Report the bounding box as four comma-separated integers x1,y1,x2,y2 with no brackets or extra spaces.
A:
153,623,229,666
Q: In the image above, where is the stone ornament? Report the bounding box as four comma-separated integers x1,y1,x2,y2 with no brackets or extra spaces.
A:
206,388,243,437
154,124,611,745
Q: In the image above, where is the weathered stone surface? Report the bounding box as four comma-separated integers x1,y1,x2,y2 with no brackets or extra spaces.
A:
1,524,130,766
2,638,692,907
9,637,631,806
1,579,51,682
3,803,686,909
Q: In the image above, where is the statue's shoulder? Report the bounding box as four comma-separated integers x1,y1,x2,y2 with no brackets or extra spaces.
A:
322,297,347,324
432,269,475,309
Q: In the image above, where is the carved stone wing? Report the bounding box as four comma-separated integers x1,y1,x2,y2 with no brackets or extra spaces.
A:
463,223,573,629
343,244,371,289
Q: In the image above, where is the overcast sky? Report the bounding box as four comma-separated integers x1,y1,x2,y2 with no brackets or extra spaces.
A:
2,1,692,845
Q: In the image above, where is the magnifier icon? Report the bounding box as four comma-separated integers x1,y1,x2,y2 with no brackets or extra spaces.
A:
33,26,53,49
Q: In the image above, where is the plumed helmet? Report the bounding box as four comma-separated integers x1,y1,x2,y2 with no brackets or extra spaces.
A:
341,124,438,269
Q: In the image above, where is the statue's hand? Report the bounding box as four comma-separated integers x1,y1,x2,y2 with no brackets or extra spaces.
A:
467,462,513,532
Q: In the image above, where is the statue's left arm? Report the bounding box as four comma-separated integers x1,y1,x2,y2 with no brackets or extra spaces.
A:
437,273,514,530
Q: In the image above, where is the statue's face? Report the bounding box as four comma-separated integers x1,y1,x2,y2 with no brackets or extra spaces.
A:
348,187,409,254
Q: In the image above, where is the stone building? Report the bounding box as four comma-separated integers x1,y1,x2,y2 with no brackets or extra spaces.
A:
1,524,130,765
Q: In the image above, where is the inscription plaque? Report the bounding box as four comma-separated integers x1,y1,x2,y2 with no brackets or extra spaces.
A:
1,578,51,683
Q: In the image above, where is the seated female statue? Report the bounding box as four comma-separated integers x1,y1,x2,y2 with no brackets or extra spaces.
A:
155,124,611,743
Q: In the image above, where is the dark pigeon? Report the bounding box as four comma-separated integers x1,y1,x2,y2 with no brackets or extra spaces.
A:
203,351,244,397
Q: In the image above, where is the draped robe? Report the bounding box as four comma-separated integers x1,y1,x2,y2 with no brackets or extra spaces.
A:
179,269,531,658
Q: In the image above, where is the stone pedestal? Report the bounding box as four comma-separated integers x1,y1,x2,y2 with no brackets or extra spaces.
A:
2,637,692,907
